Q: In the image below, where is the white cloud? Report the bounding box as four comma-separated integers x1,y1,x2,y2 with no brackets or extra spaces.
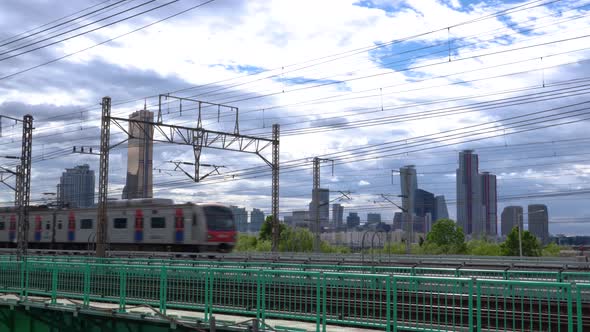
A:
1,0,589,234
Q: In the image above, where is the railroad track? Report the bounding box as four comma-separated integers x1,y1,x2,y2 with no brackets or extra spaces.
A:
1,248,588,271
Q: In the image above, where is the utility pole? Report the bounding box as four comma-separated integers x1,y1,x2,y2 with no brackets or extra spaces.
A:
0,115,34,260
271,124,280,252
312,157,333,253
96,97,111,258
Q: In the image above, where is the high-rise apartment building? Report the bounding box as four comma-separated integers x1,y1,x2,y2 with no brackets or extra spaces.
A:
332,203,344,229
456,150,497,237
528,204,549,244
57,164,95,208
123,109,154,199
501,206,523,236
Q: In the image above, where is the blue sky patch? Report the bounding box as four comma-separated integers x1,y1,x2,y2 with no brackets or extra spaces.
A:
353,0,412,13
278,76,351,92
210,64,266,74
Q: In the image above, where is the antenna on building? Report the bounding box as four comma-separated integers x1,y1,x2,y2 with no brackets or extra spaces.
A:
143,99,147,111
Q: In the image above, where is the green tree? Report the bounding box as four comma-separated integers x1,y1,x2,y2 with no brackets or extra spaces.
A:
259,216,286,241
500,226,541,256
424,219,467,254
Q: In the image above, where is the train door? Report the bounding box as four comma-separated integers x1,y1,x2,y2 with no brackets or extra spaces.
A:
147,208,169,243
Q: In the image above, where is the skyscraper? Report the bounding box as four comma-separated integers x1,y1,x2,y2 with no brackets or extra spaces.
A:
457,150,481,235
249,208,265,233
309,188,330,230
400,165,417,213
434,195,449,220
230,206,248,232
528,204,549,244
367,213,381,224
480,172,497,236
456,150,497,237
332,203,344,229
292,210,309,228
57,164,95,208
122,109,154,199
501,206,523,236
346,212,360,229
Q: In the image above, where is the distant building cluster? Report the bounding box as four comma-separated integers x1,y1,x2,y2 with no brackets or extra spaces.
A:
501,204,549,244
392,165,449,234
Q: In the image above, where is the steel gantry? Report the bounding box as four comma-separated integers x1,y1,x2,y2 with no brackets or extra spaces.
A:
95,95,280,257
0,114,33,260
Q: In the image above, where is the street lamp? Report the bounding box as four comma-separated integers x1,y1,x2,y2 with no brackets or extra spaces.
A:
516,209,546,257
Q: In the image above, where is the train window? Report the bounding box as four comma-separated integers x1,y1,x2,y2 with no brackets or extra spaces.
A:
45,223,50,230
58,223,62,230
0,222,4,230
113,218,127,229
203,206,235,231
80,219,93,229
192,214,197,226
151,217,165,229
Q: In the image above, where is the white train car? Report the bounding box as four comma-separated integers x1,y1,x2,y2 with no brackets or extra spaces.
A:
0,199,236,253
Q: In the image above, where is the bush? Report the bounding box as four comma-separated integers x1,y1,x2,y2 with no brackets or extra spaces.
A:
234,234,258,252
542,242,562,257
466,239,502,256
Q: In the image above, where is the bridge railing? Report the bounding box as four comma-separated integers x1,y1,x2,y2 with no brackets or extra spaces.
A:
1,260,588,331
2,255,589,284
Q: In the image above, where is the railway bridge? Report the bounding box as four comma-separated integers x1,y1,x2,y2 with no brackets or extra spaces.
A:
0,254,589,331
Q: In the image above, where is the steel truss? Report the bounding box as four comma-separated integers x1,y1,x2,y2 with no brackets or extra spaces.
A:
96,95,280,256
0,114,33,260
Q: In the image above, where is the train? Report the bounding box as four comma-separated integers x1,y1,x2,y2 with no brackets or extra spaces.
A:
0,198,237,253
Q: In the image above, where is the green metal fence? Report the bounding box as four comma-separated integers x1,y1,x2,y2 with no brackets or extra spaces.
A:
0,260,588,331
2,255,588,284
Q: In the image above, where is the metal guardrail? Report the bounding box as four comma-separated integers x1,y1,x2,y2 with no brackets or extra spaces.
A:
1,249,588,269
1,255,588,283
0,260,587,331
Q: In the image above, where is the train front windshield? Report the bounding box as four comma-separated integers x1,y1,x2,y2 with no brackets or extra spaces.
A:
203,206,235,231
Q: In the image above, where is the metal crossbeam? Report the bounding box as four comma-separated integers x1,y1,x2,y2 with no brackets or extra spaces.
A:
157,94,239,134
169,160,225,182
110,116,274,186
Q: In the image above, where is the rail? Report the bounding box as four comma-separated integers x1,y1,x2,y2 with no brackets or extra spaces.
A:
0,260,588,331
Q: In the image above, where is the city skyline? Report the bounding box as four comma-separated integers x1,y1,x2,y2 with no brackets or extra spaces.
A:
0,0,589,236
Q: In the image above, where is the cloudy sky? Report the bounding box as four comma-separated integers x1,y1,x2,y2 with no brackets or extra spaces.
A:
0,0,589,236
